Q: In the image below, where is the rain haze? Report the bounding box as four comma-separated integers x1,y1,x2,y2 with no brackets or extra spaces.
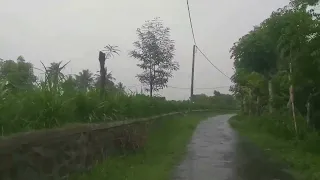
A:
0,0,290,100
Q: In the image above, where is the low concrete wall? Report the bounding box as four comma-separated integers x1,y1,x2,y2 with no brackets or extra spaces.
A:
0,111,201,180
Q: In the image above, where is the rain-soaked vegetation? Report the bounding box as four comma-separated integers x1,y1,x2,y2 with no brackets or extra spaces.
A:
0,18,236,136
230,0,320,179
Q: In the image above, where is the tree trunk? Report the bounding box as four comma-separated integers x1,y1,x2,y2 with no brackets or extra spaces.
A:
288,62,297,135
243,97,247,115
99,51,106,98
150,84,153,97
240,96,244,113
268,80,273,114
149,68,153,97
256,96,260,115
306,92,320,127
248,89,252,116
290,85,297,134
306,99,311,126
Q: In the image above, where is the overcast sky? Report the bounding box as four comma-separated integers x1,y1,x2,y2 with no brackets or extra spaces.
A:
0,0,290,100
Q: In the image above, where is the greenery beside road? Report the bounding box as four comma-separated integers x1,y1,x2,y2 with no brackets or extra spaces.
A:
72,112,217,180
229,2,320,179
0,17,237,136
230,115,320,180
0,89,213,136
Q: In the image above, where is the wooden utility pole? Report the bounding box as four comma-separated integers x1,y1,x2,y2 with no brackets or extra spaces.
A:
190,45,196,101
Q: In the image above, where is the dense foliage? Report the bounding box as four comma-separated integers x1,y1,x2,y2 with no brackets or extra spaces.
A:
0,17,237,135
229,2,320,172
230,2,320,133
0,58,234,135
192,90,237,110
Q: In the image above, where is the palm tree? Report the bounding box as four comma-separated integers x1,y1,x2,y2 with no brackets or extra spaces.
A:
116,82,126,93
75,69,94,92
106,72,116,87
95,69,116,89
103,45,120,59
41,61,70,91
61,75,77,94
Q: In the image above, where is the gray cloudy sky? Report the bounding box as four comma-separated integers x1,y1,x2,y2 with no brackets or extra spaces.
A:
0,0,290,100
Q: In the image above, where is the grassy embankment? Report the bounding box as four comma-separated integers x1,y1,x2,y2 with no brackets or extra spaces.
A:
0,91,216,136
230,115,320,180
72,112,219,180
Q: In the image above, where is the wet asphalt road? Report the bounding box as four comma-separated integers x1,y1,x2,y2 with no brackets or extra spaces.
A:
173,114,294,180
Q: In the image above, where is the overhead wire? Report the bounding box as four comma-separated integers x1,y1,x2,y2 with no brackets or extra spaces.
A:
167,85,230,90
126,84,230,90
186,0,197,45
195,47,231,80
186,0,231,81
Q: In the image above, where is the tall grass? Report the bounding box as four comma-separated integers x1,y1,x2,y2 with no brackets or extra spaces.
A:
0,86,212,136
231,113,312,141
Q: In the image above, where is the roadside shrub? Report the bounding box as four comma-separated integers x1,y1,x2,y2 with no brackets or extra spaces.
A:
233,114,320,154
300,131,320,154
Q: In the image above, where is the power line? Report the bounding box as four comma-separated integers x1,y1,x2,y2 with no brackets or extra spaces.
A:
196,46,231,80
126,84,230,90
186,0,231,81
126,84,141,88
167,85,230,90
186,0,197,45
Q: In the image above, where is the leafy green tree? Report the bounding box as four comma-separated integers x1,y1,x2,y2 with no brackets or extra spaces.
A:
61,75,77,94
275,9,315,131
116,82,126,93
94,69,116,90
291,0,319,6
230,23,277,113
230,68,266,115
231,3,320,130
0,56,36,90
130,17,179,97
192,92,237,110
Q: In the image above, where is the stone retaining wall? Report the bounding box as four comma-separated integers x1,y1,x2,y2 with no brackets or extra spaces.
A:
0,112,187,180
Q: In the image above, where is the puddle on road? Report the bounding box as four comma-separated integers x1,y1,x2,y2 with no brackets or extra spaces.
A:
173,115,294,180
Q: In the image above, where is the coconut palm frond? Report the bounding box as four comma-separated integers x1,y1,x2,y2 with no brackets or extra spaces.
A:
102,45,120,58
59,61,71,71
